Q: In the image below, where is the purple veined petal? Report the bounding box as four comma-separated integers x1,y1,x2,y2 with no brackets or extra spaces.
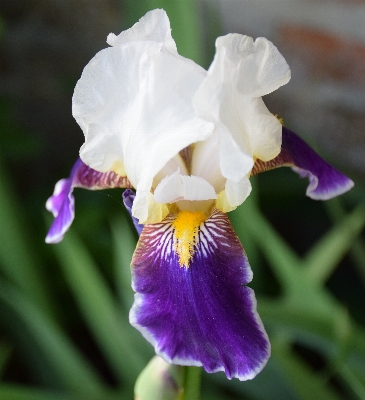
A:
122,189,144,236
46,158,132,244
251,126,354,200
130,209,270,380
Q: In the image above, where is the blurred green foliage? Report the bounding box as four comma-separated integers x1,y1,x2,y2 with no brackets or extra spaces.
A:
0,1,365,399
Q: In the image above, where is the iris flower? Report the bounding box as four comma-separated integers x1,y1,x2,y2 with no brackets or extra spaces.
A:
46,10,353,380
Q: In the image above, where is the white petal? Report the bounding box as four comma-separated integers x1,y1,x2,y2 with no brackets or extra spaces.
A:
219,128,254,182
191,131,225,193
154,171,217,204
194,33,287,165
106,9,177,55
133,191,169,225
74,38,213,223
181,175,217,201
225,176,252,208
152,154,188,189
240,97,282,162
153,170,184,204
215,34,291,98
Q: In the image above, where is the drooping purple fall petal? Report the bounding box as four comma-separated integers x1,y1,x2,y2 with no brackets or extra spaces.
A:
251,126,354,199
130,209,270,380
46,158,132,243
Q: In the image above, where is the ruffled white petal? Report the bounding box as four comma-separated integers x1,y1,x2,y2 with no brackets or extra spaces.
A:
106,9,177,55
216,34,291,98
74,34,213,224
154,170,217,204
193,33,290,180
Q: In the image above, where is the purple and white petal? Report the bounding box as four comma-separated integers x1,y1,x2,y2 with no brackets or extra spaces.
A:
251,127,354,200
46,158,132,243
130,209,270,380
122,189,144,236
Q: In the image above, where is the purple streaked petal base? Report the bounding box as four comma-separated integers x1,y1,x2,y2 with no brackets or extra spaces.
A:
46,158,132,243
251,127,354,200
122,189,144,235
130,210,270,380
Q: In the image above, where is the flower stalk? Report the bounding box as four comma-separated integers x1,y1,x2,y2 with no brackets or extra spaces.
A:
183,366,202,400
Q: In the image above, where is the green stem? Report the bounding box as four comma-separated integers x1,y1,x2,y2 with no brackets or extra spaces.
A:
183,366,201,400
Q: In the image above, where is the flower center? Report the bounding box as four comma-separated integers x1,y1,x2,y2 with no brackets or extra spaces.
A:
172,210,207,268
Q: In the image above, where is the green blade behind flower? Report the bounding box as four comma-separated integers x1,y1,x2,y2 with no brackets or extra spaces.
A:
0,279,105,398
53,230,147,385
304,203,365,285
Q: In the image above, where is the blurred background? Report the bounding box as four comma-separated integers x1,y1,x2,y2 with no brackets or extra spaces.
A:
0,0,365,399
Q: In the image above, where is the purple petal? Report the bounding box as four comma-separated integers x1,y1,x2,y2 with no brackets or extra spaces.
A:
130,209,270,380
46,158,132,243
251,127,354,200
122,189,144,235
45,178,75,244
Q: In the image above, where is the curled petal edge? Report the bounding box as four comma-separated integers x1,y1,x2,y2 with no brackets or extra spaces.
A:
45,158,132,243
251,126,354,199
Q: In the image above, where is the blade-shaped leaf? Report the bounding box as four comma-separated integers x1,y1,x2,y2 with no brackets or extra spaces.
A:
0,385,70,400
53,230,146,385
304,204,365,284
231,195,303,294
0,279,106,398
0,159,51,315
272,337,341,400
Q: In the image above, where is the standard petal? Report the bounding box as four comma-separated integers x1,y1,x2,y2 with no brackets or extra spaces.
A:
238,97,282,162
191,132,225,193
221,35,291,98
107,9,177,55
46,158,131,243
74,38,213,223
194,33,288,179
251,127,354,199
130,210,270,380
219,129,254,181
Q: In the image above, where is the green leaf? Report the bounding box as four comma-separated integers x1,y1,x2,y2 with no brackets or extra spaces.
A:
231,195,304,295
0,342,12,378
258,298,365,360
0,385,70,400
53,230,146,385
0,279,106,398
325,198,365,285
272,337,342,400
340,365,365,400
304,204,365,284
0,158,51,315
